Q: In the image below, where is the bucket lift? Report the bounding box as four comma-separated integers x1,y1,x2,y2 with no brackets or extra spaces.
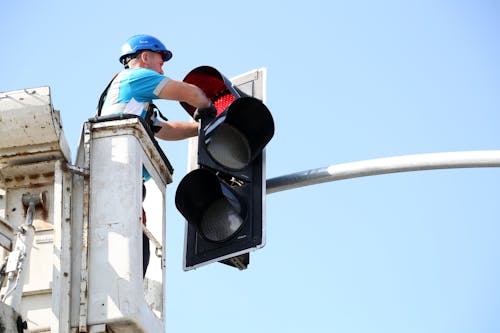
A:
71,114,173,333
0,87,173,332
0,87,71,332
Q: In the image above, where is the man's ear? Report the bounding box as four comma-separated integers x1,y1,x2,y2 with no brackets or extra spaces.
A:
139,51,149,63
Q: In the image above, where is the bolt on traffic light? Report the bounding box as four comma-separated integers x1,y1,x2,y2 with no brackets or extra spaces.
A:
175,66,274,270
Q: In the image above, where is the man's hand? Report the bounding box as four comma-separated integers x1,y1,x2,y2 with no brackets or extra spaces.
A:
193,104,217,121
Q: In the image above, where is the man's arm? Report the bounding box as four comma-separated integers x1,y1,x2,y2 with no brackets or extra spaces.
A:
154,121,198,141
158,80,211,109
153,79,211,141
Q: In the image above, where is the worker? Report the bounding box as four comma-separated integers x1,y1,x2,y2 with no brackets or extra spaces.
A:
97,34,216,276
98,34,215,138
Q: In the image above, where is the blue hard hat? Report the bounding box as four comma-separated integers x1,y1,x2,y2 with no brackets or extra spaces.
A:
119,34,173,65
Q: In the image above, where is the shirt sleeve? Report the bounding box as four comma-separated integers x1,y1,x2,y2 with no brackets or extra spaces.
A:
126,68,172,102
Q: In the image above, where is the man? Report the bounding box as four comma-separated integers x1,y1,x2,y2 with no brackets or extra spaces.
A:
100,34,214,138
99,34,215,276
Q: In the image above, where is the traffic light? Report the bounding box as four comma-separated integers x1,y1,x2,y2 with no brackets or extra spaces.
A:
175,66,274,270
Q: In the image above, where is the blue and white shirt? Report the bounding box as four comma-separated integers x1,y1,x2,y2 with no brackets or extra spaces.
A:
101,67,172,122
101,67,172,181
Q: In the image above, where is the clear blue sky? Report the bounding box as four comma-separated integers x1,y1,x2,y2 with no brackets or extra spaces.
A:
2,1,500,332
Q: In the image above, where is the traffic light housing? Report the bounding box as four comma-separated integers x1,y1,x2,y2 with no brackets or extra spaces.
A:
175,66,274,270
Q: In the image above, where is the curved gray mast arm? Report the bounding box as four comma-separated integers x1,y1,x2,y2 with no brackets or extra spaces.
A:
266,150,500,194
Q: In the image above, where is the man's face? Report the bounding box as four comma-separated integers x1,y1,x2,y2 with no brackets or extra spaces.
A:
143,51,165,75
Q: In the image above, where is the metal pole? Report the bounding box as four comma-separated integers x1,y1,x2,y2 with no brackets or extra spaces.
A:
266,150,500,194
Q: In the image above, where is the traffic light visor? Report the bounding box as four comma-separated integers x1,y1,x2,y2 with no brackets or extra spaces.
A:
180,66,238,117
204,97,274,171
175,169,246,242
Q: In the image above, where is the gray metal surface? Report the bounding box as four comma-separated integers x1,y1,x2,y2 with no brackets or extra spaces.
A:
266,150,500,194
